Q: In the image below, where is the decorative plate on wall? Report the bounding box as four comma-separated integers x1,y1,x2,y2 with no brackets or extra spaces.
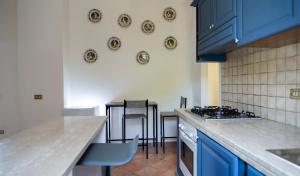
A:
84,49,98,63
163,7,176,21
164,36,177,49
107,37,121,50
141,20,155,34
88,9,102,23
118,14,132,28
136,51,150,65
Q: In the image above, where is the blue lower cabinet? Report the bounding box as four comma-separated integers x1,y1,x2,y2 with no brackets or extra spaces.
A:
196,130,265,176
247,165,264,176
198,131,242,176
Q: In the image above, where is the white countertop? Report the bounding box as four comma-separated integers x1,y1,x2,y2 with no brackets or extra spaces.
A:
176,109,300,176
0,116,106,176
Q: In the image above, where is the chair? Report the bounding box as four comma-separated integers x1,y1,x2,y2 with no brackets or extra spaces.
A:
77,135,139,176
122,100,149,159
160,96,187,153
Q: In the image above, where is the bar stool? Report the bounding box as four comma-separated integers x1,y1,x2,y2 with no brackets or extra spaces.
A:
77,135,139,176
160,96,187,153
122,100,149,159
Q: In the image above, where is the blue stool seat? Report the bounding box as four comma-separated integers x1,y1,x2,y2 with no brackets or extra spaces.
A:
77,135,139,176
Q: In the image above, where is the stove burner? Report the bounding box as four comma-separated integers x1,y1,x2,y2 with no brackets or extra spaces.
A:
190,106,261,119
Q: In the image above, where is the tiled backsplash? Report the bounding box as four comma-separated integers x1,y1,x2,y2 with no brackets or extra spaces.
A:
221,43,300,127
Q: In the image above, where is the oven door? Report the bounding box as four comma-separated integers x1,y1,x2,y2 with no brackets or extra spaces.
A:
179,130,197,176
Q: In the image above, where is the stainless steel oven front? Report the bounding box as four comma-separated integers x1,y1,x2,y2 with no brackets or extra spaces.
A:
178,119,198,176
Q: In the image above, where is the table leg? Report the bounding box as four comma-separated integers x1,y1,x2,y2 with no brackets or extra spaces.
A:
152,106,155,147
155,105,158,154
106,107,109,143
108,107,111,143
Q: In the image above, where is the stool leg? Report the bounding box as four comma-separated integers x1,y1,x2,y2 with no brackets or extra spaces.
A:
124,118,126,143
163,117,165,153
146,116,148,159
160,115,163,147
105,166,112,176
142,118,144,151
122,118,124,143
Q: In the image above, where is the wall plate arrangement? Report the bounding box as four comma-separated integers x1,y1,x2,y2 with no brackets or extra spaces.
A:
163,7,176,21
136,51,150,65
141,20,155,34
84,49,98,63
88,9,102,23
107,37,121,50
118,14,132,28
164,36,177,49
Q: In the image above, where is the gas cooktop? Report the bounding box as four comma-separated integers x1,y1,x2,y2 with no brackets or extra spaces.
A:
186,106,262,120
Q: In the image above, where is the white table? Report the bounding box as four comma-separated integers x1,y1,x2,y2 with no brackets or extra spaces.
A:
0,116,106,176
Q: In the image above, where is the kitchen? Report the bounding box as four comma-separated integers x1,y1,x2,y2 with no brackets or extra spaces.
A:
0,0,300,176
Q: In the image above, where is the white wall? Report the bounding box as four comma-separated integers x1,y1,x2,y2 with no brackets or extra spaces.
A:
17,0,64,129
64,0,197,140
0,0,19,138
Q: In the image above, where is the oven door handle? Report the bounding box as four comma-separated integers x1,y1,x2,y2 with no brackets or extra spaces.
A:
179,129,199,143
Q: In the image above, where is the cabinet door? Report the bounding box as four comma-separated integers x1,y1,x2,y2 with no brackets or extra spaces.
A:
213,0,236,29
198,131,239,176
247,165,264,176
198,0,213,39
238,0,300,46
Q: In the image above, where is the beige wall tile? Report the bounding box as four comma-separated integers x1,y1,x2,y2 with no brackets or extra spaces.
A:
268,85,277,96
221,43,300,126
268,73,277,84
253,74,260,85
286,99,297,112
276,110,286,123
260,73,268,84
261,85,268,96
268,108,276,120
286,112,297,126
268,97,276,109
297,113,300,127
254,85,261,95
286,44,297,57
268,60,277,72
261,96,268,108
277,47,286,58
276,85,286,97
277,72,286,84
276,58,286,72
261,107,268,118
260,61,268,73
286,71,297,84
286,56,297,71
276,97,286,110
254,96,261,106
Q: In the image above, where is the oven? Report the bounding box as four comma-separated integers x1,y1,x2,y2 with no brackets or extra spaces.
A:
178,118,198,176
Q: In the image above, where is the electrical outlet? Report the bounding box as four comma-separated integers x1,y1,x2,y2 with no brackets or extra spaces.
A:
290,88,300,99
0,130,4,134
34,94,43,100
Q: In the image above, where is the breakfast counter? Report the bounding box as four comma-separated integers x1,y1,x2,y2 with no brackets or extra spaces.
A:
0,116,106,176
176,109,300,176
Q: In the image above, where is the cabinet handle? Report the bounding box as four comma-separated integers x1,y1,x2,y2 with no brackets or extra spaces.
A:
211,24,214,28
209,25,211,29
235,38,239,43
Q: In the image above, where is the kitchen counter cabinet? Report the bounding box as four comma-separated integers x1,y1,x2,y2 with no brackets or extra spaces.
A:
176,108,300,176
0,116,106,176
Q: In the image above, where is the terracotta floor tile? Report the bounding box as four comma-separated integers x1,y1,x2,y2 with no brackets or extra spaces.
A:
112,142,177,176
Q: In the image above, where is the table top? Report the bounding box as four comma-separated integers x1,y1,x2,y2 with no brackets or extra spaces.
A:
0,116,106,176
106,101,157,107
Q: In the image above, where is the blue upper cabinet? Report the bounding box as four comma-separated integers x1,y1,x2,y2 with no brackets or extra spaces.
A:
246,165,264,176
198,131,240,176
213,0,236,30
237,0,300,46
198,0,213,40
195,0,237,59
